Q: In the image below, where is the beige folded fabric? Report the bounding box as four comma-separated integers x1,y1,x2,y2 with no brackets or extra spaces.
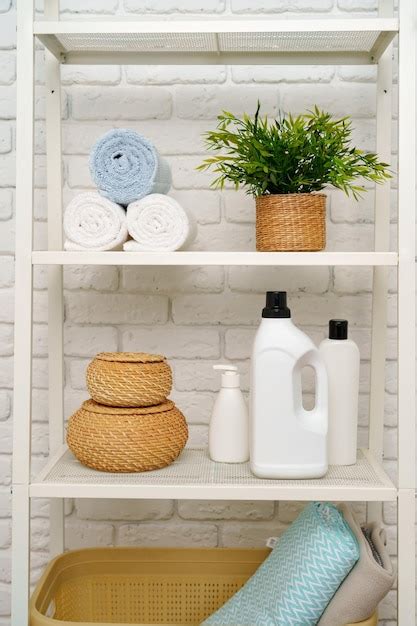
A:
318,504,395,626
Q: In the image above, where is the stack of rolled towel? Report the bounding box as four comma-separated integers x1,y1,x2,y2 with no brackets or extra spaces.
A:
64,129,197,252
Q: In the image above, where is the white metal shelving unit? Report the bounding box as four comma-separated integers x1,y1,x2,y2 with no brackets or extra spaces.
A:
12,2,415,624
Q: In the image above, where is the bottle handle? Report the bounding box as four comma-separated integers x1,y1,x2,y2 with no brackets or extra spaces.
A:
295,351,328,436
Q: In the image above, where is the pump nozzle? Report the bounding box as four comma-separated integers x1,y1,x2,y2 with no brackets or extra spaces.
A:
213,364,240,388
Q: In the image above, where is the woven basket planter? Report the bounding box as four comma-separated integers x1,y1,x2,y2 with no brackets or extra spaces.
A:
255,193,326,251
67,399,188,473
87,352,172,407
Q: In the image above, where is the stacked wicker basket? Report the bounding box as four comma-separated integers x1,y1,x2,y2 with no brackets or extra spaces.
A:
67,352,188,473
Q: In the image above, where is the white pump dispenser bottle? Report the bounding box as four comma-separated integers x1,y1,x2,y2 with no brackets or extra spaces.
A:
250,292,328,479
209,365,249,463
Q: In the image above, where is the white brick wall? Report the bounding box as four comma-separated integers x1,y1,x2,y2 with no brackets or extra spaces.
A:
0,1,405,624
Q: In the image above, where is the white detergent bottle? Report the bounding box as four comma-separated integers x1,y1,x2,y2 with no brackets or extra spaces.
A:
209,365,249,463
250,291,328,479
319,319,360,466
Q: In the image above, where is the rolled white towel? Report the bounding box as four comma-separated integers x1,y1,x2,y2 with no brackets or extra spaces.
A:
64,192,128,251
123,194,197,252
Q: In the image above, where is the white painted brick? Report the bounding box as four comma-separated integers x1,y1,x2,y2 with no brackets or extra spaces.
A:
0,257,13,287
178,501,274,521
0,190,12,220
0,523,10,549
0,358,12,389
189,223,255,251
0,490,9,520
0,125,11,154
0,585,9,617
75,499,174,521
0,392,10,421
0,290,13,323
64,265,119,291
172,359,249,392
170,190,221,224
221,522,286,548
170,155,220,190
126,66,227,85
0,54,14,86
175,86,279,120
232,66,334,84
169,391,214,424
35,87,68,121
62,65,121,85
232,0,333,12
337,66,377,83
379,591,397,621
32,389,48,423
326,222,374,252
36,0,119,12
0,154,14,187
172,293,263,326
68,358,88,390
118,522,218,547
228,266,330,294
334,266,396,294
0,458,10,487
223,190,255,224
65,522,115,549
187,424,208,448
280,83,375,118
0,554,10,584
0,13,15,50
329,188,375,223
121,266,223,293
121,326,221,359
62,120,209,156
0,221,13,253
65,325,118,357
72,88,172,121
337,0,376,10
0,326,12,356
123,0,225,13
66,293,169,324
66,155,94,189
64,388,90,417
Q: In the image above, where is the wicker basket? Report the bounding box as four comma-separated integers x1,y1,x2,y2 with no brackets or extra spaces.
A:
67,399,188,472
256,193,326,251
30,547,378,626
87,352,172,407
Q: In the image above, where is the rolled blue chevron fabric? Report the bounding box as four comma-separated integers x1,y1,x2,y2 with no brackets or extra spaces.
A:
202,502,359,626
90,129,171,206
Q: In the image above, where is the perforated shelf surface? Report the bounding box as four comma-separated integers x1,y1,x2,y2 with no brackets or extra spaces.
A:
34,18,398,65
30,447,396,502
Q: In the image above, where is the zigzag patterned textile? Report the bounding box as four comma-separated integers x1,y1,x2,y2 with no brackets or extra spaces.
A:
202,502,359,626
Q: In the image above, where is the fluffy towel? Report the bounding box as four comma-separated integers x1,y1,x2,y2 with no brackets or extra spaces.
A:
123,194,197,252
202,502,359,626
318,504,395,626
64,192,128,251
90,129,171,205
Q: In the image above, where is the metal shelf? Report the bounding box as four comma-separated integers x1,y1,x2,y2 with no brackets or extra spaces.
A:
31,446,396,502
32,251,398,267
33,18,398,65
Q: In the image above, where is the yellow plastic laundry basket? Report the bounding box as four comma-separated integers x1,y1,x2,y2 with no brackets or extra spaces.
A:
30,547,378,626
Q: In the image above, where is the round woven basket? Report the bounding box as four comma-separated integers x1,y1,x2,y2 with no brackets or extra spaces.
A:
256,193,326,251
67,399,188,473
87,352,172,407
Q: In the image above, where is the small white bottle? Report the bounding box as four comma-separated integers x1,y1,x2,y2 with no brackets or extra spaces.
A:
209,365,249,463
319,319,360,466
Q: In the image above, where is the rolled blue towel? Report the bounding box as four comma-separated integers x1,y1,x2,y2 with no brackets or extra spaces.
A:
202,502,359,626
89,129,171,206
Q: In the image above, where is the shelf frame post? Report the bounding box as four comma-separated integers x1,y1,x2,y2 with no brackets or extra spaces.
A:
396,0,416,622
11,0,35,624
367,0,394,526
45,0,65,558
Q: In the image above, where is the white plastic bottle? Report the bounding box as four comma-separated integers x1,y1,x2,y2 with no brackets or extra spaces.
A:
209,365,249,463
319,319,360,466
250,292,328,479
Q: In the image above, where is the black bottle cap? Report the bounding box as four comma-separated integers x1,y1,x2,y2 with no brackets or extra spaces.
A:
329,319,348,340
262,291,291,318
